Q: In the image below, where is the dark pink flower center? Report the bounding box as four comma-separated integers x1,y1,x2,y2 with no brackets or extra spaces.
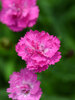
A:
21,84,31,95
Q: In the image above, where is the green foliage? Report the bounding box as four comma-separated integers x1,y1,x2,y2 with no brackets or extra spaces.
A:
0,90,9,100
0,0,75,100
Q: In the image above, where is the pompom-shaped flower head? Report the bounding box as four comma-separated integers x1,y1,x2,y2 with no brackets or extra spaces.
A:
16,30,61,72
7,68,42,100
0,0,39,31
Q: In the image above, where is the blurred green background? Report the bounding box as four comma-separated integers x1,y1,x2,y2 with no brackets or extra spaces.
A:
0,0,75,100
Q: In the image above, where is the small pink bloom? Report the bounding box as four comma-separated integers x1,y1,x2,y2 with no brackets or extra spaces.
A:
7,68,42,100
16,30,61,72
0,0,39,31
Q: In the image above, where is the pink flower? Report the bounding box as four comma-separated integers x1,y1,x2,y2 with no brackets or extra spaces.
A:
16,30,61,72
0,0,39,32
7,68,42,100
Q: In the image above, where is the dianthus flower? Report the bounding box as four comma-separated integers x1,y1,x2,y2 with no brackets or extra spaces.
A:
0,0,39,31
16,30,61,72
7,68,42,100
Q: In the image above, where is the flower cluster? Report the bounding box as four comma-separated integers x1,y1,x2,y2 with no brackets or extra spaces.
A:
0,0,61,100
16,30,61,72
7,68,42,100
0,0,39,31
